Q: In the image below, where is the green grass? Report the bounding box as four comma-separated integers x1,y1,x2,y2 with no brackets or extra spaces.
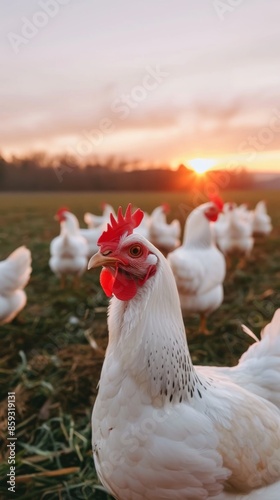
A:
0,191,280,499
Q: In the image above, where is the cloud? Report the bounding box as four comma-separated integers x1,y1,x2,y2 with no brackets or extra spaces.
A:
1,0,280,172
3,93,280,166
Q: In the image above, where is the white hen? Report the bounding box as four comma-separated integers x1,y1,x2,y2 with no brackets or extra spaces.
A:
252,201,272,236
84,203,116,229
88,205,280,500
0,246,32,324
80,223,107,258
49,208,88,286
149,203,181,254
235,203,254,231
214,202,254,265
134,210,150,239
167,199,226,334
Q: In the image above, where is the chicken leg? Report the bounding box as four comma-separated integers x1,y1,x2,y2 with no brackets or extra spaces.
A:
199,314,212,335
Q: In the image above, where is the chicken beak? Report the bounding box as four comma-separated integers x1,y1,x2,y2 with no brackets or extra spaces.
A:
88,252,120,270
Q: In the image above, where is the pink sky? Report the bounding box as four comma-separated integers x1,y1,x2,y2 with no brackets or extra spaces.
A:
1,0,280,172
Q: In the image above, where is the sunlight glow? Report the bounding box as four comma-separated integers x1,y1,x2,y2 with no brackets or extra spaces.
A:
189,158,217,175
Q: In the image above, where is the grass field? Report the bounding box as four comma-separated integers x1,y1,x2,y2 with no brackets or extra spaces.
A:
0,190,280,499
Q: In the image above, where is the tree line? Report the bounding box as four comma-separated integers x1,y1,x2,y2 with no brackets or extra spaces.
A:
0,153,254,191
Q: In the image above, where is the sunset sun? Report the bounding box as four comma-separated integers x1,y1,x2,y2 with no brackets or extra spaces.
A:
189,158,217,175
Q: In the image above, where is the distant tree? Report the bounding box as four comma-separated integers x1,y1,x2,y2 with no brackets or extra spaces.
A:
0,155,7,184
0,152,255,192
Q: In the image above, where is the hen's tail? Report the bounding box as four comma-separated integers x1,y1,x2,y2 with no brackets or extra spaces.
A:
1,246,32,295
199,309,280,409
235,309,280,408
241,309,280,362
84,212,96,228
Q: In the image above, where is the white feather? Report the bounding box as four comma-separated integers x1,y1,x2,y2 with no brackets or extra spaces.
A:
241,324,260,343
0,246,32,324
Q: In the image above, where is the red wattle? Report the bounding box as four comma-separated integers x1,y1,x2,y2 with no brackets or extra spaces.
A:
113,273,138,301
208,213,219,222
100,268,115,297
100,267,138,300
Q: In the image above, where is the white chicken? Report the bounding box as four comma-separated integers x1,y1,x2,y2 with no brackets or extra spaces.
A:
167,198,226,334
49,208,88,287
252,200,272,236
84,203,116,229
198,309,280,410
149,203,181,254
88,204,280,500
80,223,107,258
214,202,254,266
235,203,254,231
0,246,32,324
134,211,150,240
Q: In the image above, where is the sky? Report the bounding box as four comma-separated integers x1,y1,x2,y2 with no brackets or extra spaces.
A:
1,0,280,172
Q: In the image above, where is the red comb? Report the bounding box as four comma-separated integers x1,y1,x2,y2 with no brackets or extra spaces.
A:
210,195,224,211
162,203,170,213
98,204,144,246
56,207,69,217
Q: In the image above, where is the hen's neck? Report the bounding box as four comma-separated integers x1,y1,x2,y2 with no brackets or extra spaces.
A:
61,215,79,236
183,209,213,249
228,211,244,232
106,252,210,405
152,207,165,224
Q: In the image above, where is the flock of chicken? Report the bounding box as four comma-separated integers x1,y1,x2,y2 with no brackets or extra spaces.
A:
50,198,272,336
0,199,272,328
1,198,279,500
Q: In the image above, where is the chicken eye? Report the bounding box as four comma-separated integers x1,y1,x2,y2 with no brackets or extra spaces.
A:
129,245,143,258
